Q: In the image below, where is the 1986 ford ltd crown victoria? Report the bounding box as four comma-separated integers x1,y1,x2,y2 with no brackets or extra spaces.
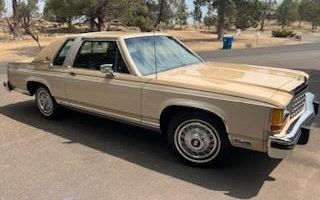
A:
3,32,319,166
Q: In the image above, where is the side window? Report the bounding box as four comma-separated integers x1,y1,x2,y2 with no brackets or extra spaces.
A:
73,41,130,74
53,39,74,66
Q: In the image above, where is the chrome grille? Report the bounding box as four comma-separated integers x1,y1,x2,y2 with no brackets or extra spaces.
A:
290,92,306,118
289,83,307,119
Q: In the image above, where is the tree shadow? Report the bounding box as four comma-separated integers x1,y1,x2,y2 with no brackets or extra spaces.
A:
0,100,280,199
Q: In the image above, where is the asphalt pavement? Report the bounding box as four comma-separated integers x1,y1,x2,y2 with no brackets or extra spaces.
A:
1,43,320,200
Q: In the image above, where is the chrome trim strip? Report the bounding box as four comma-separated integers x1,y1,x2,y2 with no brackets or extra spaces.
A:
56,100,160,132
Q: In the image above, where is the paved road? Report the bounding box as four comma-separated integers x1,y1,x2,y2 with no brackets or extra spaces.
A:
199,43,320,70
1,44,320,200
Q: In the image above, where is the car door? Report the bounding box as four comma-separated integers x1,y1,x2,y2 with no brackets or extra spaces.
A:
65,39,141,125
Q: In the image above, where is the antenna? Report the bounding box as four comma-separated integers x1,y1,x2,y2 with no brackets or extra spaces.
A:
153,28,158,79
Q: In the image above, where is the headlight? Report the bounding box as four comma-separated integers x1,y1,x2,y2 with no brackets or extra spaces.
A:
271,108,290,133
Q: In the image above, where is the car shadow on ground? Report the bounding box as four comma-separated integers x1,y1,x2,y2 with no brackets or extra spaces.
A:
0,100,281,199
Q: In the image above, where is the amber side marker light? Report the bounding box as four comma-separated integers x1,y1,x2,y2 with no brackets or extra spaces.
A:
271,109,288,133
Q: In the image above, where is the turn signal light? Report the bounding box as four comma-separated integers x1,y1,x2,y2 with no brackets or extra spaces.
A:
271,109,288,133
272,109,283,125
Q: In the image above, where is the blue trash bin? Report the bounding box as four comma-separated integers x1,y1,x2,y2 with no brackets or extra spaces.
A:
223,36,234,50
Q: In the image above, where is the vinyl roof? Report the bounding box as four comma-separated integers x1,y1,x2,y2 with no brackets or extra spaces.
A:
77,31,169,39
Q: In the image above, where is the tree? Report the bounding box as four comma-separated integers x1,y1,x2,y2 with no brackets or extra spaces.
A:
258,0,276,31
192,0,202,23
146,0,174,28
203,15,216,29
45,0,82,29
276,0,299,29
121,0,153,31
17,0,41,48
234,0,260,30
298,0,320,30
201,0,235,40
174,0,188,28
0,0,4,16
12,0,23,38
84,0,112,31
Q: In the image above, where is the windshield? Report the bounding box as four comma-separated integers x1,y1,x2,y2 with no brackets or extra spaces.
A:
125,36,203,76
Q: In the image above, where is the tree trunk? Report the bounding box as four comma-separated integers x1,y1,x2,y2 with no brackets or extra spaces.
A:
24,26,41,49
97,16,104,31
21,15,41,49
107,20,111,31
154,0,165,28
216,2,225,40
90,16,96,31
312,21,315,30
260,10,266,32
67,18,72,29
12,0,22,39
298,19,302,27
260,19,265,32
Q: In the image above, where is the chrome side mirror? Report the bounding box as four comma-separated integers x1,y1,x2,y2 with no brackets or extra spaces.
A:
100,64,115,78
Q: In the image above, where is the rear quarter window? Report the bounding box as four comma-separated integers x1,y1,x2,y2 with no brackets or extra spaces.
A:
53,39,75,66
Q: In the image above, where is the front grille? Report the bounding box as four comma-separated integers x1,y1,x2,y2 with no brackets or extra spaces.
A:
289,83,307,119
290,92,306,118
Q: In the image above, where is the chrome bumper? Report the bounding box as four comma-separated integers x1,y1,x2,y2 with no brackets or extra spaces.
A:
3,81,12,92
268,92,319,159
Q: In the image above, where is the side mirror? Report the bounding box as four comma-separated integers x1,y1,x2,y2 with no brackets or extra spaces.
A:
100,64,115,78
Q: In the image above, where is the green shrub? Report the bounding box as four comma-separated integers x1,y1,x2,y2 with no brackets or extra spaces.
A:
272,29,296,38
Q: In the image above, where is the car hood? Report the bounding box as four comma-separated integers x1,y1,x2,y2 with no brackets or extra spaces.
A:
153,62,308,108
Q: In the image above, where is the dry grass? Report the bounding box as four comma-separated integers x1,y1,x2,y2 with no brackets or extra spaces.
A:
0,34,60,62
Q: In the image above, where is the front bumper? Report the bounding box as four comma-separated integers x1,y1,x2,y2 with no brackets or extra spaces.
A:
3,81,12,92
268,92,319,159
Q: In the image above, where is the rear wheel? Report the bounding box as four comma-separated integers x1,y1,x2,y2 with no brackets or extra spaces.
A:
167,112,230,166
35,86,60,119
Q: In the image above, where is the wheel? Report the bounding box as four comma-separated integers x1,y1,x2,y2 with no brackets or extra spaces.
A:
167,112,231,167
35,86,60,119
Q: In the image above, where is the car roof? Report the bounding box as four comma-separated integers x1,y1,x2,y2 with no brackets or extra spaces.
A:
32,31,172,64
75,31,170,40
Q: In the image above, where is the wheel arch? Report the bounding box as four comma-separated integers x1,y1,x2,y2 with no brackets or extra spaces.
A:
26,77,52,96
159,100,229,135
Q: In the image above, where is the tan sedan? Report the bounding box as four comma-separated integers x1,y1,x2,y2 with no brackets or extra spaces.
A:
3,32,318,166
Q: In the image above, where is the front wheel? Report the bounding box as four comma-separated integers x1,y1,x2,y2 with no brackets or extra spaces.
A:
167,112,231,167
35,86,60,119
